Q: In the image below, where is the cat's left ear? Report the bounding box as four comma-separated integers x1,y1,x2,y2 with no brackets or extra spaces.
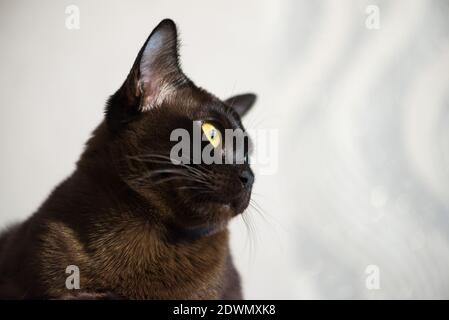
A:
225,93,257,117
107,19,187,130
136,19,187,111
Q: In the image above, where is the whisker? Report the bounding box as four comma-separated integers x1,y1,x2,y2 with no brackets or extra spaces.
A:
128,153,212,180
241,211,257,262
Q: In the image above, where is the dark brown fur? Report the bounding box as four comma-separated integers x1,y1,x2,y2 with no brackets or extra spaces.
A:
0,19,256,299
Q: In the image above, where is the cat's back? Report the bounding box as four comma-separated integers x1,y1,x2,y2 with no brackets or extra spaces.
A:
0,220,38,298
0,173,83,298
0,223,19,258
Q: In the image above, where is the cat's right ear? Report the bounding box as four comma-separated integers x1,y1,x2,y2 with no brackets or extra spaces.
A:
106,19,188,131
225,93,257,117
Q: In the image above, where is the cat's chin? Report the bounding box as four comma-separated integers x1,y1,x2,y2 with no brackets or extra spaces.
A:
165,194,251,241
192,202,236,218
196,190,251,217
199,201,249,217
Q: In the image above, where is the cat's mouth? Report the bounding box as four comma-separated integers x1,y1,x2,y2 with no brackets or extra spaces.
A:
202,192,251,216
226,189,252,215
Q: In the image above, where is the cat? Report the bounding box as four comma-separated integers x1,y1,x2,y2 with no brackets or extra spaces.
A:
0,19,256,299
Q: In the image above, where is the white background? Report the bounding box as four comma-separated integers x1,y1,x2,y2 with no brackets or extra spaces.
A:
1,0,449,299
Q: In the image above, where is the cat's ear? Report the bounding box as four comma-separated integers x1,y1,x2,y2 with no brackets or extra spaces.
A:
106,19,187,129
136,19,187,111
225,93,257,117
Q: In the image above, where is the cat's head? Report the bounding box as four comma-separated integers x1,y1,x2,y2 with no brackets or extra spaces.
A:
105,19,256,238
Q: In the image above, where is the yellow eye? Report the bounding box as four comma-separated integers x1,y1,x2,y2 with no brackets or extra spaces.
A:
201,122,221,148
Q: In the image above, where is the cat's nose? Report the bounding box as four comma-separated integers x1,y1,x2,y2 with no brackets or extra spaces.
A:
239,170,254,189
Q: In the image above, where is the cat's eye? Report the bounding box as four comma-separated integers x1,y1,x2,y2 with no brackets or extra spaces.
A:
201,122,221,148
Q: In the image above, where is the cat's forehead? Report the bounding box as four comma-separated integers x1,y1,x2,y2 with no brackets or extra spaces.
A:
171,87,243,130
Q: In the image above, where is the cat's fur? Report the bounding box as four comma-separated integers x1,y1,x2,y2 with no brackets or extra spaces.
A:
0,19,256,299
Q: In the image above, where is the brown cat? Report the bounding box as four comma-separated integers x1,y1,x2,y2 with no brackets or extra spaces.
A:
0,19,256,299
